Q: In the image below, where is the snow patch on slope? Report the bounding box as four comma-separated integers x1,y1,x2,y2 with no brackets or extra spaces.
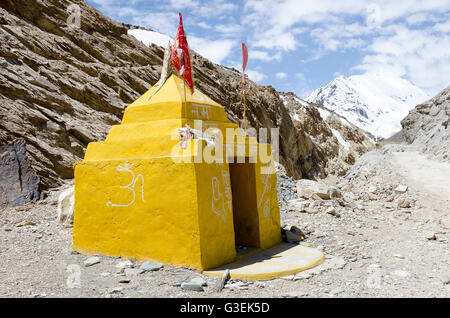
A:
330,127,350,150
128,29,172,48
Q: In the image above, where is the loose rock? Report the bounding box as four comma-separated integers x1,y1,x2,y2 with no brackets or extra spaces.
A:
83,256,100,267
125,268,144,276
328,287,345,295
181,282,204,292
395,185,408,193
140,261,163,272
296,180,330,199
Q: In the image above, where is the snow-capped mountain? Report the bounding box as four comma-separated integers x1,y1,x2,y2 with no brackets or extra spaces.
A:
306,71,430,139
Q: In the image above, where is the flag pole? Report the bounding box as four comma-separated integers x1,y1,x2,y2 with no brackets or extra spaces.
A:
183,78,187,118
243,92,247,135
241,42,248,137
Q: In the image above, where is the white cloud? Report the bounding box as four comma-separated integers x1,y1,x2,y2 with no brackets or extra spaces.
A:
189,36,236,64
133,12,180,35
197,22,212,29
434,20,450,33
246,70,267,82
88,0,450,97
249,50,282,62
354,24,450,95
276,72,287,79
169,0,200,10
214,24,242,36
189,0,237,18
295,72,305,80
251,31,298,51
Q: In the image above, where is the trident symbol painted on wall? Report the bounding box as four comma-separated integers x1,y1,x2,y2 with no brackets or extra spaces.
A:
106,162,146,207
258,161,274,219
211,176,227,222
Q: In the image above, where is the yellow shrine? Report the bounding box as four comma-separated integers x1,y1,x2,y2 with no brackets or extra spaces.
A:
73,74,281,270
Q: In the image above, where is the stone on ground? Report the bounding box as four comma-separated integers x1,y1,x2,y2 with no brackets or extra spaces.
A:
296,179,330,199
395,185,408,193
181,281,204,292
140,261,163,272
84,256,100,267
125,268,144,276
190,277,207,287
116,260,134,270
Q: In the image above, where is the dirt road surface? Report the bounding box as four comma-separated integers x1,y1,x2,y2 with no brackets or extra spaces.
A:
0,145,448,298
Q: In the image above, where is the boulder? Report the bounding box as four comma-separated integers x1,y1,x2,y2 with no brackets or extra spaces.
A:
0,139,40,207
288,199,310,212
56,186,75,225
327,186,342,199
296,179,330,199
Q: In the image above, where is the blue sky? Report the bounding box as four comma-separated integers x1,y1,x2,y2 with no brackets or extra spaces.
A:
87,0,450,98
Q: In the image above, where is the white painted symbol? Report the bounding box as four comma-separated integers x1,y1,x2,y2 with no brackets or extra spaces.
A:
106,162,146,207
212,176,227,222
263,199,271,218
258,165,273,219
191,104,212,120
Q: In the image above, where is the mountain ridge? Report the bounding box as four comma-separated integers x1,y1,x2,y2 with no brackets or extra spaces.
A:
306,71,429,139
0,0,375,195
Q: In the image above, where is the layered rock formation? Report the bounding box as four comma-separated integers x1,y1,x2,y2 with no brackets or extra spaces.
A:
0,0,374,193
0,139,40,207
280,93,375,178
401,86,450,162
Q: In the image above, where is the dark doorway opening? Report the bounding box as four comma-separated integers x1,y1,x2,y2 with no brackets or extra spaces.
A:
229,159,260,256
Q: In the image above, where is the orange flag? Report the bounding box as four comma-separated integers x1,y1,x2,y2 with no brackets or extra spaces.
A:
171,13,194,93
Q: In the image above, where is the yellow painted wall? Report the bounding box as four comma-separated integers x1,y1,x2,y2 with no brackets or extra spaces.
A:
73,158,203,268
255,158,282,249
194,162,237,270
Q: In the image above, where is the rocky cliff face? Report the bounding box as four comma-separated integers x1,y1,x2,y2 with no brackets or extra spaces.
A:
401,86,450,162
0,138,40,207
280,93,375,178
0,0,374,193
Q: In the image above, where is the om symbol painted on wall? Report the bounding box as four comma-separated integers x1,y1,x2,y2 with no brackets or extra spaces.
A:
106,162,146,208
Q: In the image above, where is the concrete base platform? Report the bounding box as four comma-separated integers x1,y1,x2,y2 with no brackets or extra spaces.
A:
204,243,324,280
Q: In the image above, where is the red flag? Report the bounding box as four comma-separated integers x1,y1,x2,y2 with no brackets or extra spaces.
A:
171,13,194,93
242,42,248,94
